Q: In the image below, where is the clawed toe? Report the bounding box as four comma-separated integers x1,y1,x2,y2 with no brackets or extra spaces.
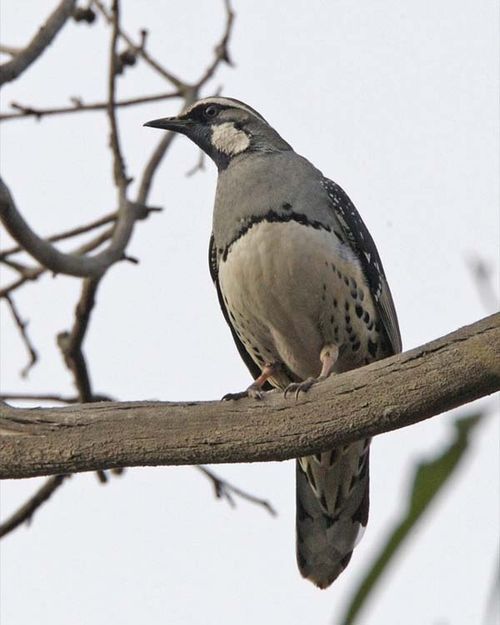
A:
284,377,317,399
222,385,264,401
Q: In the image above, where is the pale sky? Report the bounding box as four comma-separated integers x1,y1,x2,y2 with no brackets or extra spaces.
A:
1,2,499,624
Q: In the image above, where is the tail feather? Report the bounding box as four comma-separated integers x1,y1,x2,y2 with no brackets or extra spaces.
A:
296,440,370,588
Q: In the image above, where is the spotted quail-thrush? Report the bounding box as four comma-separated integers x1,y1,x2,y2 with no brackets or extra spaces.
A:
145,97,402,589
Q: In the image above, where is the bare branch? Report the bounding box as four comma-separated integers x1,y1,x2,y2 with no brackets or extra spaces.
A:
0,45,22,57
136,90,198,204
0,226,114,298
0,0,76,86
0,475,69,538
93,0,186,89
0,393,81,404
57,278,100,402
0,211,117,259
196,466,276,516
0,178,147,279
0,91,181,122
4,294,38,377
194,0,235,89
1,314,498,480
107,0,128,191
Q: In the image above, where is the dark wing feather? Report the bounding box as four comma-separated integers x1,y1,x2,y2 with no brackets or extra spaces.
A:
322,179,402,354
209,234,268,382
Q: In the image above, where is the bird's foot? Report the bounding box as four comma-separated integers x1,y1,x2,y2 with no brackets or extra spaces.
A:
284,376,325,400
222,362,280,401
222,383,265,401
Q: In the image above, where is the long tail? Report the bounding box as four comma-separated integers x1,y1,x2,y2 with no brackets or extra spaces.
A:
296,440,370,589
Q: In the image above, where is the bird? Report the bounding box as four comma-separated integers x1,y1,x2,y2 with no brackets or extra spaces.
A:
144,97,402,589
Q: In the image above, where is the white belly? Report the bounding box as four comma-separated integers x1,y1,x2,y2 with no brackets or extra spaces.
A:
218,221,375,382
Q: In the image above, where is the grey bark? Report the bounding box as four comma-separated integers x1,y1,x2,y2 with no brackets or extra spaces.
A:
1,314,498,480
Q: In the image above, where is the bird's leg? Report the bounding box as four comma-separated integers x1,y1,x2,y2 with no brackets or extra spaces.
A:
222,362,280,401
284,344,339,399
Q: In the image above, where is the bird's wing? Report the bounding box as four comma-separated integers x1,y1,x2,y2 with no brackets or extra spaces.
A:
322,178,402,354
209,234,268,382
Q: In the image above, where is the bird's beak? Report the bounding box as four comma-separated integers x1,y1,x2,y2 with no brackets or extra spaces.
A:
143,116,192,133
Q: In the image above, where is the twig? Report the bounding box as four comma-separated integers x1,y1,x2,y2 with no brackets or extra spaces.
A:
93,0,185,89
0,475,69,539
0,392,113,404
0,226,114,298
0,393,80,404
0,211,117,259
0,91,181,122
4,294,38,377
186,150,206,177
0,0,76,86
0,45,22,57
194,0,235,89
0,177,146,279
57,278,100,402
468,256,499,313
196,466,277,516
107,0,128,191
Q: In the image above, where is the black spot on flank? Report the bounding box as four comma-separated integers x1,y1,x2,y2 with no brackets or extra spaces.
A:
350,289,358,299
350,277,357,289
321,293,326,302
352,341,361,352
322,283,327,291
367,321,374,331
349,334,357,343
363,311,371,323
346,325,352,334
368,339,378,358
330,315,334,324
337,269,342,278
282,202,292,211
355,304,363,318
375,322,381,332
358,289,365,301
331,263,336,272
345,314,351,324
344,301,350,311
343,276,349,286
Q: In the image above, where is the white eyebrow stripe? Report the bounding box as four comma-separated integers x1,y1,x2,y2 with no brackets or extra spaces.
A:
184,97,268,123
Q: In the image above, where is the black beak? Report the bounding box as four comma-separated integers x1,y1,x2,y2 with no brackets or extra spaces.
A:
143,116,192,133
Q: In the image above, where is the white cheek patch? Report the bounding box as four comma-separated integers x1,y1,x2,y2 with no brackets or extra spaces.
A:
211,122,250,156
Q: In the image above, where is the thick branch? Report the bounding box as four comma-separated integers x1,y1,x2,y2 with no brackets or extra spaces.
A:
1,315,498,480
0,0,76,86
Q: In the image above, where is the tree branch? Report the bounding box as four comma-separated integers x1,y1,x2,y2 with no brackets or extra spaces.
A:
1,314,498,480
0,91,181,122
0,0,76,86
0,475,69,538
0,177,147,279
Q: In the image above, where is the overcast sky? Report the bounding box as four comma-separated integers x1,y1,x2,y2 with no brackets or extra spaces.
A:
1,1,499,624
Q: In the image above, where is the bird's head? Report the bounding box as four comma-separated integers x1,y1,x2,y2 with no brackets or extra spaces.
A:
144,96,292,169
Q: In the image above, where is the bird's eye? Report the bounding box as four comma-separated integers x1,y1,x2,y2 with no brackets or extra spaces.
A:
204,105,218,119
